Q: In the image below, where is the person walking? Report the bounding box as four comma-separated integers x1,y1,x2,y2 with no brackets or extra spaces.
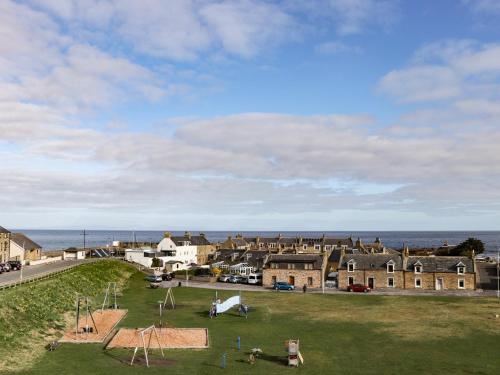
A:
302,284,307,293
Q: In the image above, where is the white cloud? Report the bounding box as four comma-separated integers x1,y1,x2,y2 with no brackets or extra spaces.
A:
378,39,500,103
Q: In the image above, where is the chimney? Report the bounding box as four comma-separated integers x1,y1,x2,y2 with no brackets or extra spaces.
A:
200,233,205,238
185,231,191,240
375,237,381,244
164,232,171,238
355,237,362,249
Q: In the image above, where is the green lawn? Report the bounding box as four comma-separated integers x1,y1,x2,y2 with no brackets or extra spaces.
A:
12,270,500,375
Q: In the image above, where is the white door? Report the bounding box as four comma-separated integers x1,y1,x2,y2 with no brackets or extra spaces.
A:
436,278,443,290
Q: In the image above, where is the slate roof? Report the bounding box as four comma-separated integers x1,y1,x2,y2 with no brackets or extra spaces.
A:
265,254,324,269
240,250,269,269
277,237,297,245
0,226,11,234
339,254,403,270
10,233,42,250
324,237,354,247
171,234,211,246
407,256,474,273
328,248,359,263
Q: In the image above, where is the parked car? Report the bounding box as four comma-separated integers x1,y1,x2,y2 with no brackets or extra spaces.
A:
161,272,173,281
229,275,243,283
218,274,232,282
0,263,11,272
325,279,337,288
273,282,295,291
247,273,262,285
8,261,22,271
144,274,162,283
347,284,370,293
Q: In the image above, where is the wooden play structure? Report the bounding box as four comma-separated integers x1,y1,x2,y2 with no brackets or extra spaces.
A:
130,325,165,367
162,287,176,309
286,339,304,367
101,282,118,312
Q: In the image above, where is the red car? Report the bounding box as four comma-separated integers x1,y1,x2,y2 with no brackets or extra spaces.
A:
347,284,370,293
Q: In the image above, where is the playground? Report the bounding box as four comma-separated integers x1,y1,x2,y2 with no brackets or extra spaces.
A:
11,269,500,375
60,309,127,343
107,328,209,349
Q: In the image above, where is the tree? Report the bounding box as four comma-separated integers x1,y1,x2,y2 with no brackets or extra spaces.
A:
435,238,484,257
453,238,484,256
151,257,161,268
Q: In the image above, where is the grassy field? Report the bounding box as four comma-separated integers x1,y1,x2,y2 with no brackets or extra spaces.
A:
8,269,500,375
0,260,134,372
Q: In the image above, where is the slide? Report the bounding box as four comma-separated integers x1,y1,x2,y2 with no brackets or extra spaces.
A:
215,295,241,314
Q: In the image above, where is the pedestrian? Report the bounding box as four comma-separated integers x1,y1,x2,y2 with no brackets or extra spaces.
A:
303,284,307,293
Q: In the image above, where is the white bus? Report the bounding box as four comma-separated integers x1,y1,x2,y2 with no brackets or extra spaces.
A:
247,273,263,285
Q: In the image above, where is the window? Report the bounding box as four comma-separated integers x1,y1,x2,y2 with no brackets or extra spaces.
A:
458,279,465,289
314,245,321,251
271,276,276,284
457,266,465,275
348,276,354,285
271,263,278,269
269,243,276,248
387,262,394,273
348,262,355,272
414,265,422,274
415,278,422,288
387,277,395,287
304,263,313,270
288,263,295,270
303,245,307,250
259,243,264,248
307,277,313,286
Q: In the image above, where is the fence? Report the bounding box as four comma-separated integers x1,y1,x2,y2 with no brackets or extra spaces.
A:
0,259,100,291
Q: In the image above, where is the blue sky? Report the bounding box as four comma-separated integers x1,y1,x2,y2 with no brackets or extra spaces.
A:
2,0,500,230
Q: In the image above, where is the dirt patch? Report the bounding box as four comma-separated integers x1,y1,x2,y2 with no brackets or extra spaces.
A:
107,328,209,349
119,355,177,367
60,309,127,343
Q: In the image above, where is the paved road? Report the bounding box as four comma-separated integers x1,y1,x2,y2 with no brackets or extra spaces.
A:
157,279,498,297
0,259,92,287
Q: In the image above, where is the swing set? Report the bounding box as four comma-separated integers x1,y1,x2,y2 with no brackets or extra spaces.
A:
75,296,99,337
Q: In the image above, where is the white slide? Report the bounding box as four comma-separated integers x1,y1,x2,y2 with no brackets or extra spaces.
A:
215,295,241,313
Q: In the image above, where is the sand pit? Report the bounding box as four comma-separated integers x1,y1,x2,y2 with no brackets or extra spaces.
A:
107,328,209,349
60,309,127,343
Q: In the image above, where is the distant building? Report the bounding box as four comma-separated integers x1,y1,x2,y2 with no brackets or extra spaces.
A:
262,253,327,288
63,248,86,260
170,232,214,265
9,233,42,263
0,226,11,263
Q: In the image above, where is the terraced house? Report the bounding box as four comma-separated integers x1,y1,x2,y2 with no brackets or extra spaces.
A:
262,253,327,288
338,249,476,291
0,226,10,263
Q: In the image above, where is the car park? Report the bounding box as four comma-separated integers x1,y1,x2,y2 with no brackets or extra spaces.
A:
347,284,370,293
273,281,295,291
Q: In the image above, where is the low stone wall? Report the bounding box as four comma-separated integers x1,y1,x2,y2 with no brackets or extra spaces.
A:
28,256,62,266
190,276,217,283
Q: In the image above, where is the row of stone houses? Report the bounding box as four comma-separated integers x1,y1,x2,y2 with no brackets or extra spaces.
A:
219,233,356,253
0,226,42,264
337,249,476,291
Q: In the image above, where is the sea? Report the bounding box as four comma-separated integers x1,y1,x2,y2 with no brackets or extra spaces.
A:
13,230,500,257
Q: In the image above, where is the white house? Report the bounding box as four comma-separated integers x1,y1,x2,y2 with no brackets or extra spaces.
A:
124,235,197,271
9,233,42,264
63,248,86,260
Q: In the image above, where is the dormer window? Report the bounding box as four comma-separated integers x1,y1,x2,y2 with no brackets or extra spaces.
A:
456,262,466,275
314,244,321,251
414,262,422,274
347,260,355,272
303,245,307,250
387,260,395,273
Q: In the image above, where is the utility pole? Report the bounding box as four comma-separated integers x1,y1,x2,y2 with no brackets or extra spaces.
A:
81,230,89,258
497,249,499,302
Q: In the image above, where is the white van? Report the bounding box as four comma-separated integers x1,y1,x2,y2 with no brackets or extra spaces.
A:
247,273,263,285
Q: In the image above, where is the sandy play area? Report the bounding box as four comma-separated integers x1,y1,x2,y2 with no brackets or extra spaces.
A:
60,309,127,343
107,328,209,349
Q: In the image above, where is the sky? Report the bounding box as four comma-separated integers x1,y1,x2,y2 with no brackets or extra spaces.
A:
1,0,500,231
